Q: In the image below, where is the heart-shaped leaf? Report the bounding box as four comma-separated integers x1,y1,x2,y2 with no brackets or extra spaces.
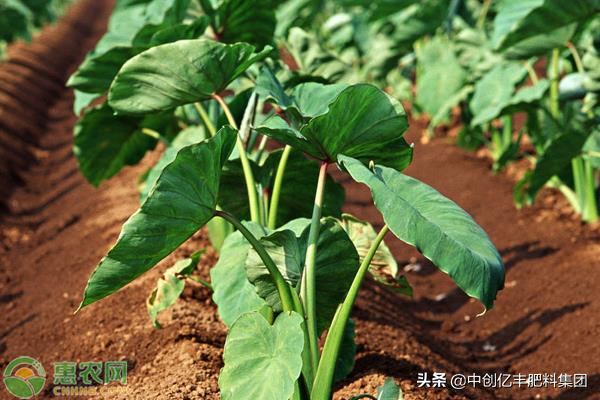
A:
74,104,176,187
339,155,504,310
79,127,237,309
256,84,412,171
491,0,599,52
108,39,271,115
219,311,305,400
211,223,270,327
246,217,359,332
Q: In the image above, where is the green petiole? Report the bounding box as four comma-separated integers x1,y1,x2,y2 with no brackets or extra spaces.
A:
312,225,390,400
194,102,217,137
301,161,329,374
268,145,293,229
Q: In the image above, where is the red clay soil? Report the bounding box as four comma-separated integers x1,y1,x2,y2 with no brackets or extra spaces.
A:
1,2,599,400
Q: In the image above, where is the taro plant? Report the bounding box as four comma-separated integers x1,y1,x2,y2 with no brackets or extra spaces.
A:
76,34,505,399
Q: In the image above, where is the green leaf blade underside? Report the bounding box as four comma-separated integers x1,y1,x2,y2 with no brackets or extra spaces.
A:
492,0,599,51
211,225,270,327
256,84,412,171
79,127,237,309
219,311,305,400
108,39,271,115
339,155,504,310
74,104,158,187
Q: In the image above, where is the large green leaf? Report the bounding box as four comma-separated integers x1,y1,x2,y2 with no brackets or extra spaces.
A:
256,84,413,171
246,218,359,332
416,36,466,124
79,127,237,309
219,311,304,400
73,91,102,115
211,0,276,48
74,104,177,187
339,155,504,310
498,80,550,116
211,224,270,327
469,62,527,126
108,40,271,115
491,0,599,51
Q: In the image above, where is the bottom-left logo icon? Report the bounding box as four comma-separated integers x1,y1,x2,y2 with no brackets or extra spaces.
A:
3,357,46,399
